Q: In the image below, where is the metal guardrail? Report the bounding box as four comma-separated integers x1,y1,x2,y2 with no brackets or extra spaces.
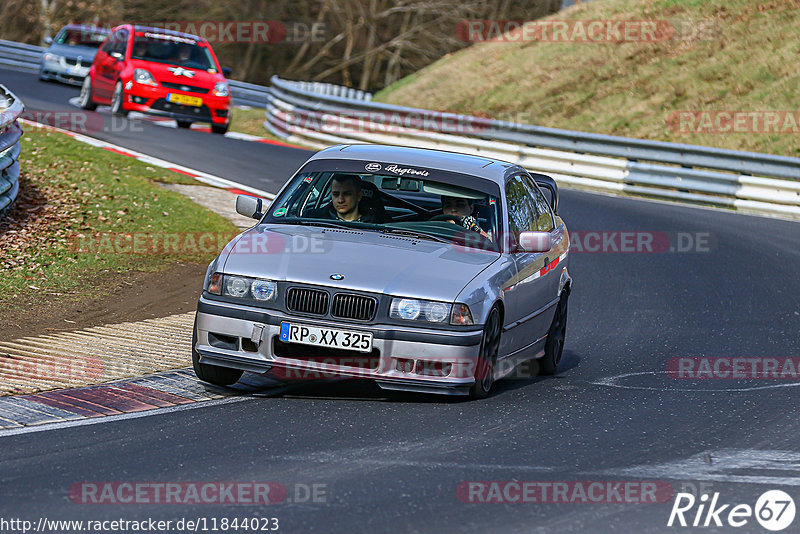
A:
0,84,24,215
265,76,800,219
0,39,41,73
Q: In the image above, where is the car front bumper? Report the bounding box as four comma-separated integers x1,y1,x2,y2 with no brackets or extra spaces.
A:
195,296,484,395
39,61,89,85
123,82,230,125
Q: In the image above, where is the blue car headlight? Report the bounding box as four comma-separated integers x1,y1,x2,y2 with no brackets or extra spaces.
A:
251,279,277,301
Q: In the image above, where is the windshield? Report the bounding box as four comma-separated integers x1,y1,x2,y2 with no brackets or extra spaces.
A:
55,28,107,48
131,34,216,71
263,170,501,251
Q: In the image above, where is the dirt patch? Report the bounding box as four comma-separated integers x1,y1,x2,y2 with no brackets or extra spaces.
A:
0,262,206,342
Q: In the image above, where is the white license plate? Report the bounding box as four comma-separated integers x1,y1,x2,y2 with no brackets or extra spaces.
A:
279,322,373,353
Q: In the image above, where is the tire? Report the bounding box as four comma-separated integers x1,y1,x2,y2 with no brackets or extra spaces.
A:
211,123,229,135
540,291,569,375
469,306,502,399
191,317,244,386
110,81,128,117
177,120,192,129
78,76,97,110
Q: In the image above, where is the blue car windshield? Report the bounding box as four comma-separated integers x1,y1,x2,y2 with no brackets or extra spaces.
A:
262,171,501,250
56,28,107,48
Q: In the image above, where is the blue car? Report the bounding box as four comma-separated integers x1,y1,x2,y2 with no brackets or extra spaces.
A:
39,24,109,85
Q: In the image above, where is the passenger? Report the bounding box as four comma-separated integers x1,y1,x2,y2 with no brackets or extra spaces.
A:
439,195,491,239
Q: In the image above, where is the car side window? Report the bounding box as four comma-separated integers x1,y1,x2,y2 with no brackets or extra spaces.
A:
505,175,537,236
522,175,555,232
112,29,129,56
100,33,115,53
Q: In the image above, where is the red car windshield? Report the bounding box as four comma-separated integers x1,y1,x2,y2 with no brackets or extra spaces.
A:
131,34,216,71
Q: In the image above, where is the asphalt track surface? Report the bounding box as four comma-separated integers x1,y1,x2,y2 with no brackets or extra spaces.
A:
2,67,800,533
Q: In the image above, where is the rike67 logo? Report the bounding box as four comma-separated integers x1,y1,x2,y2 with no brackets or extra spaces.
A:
668,490,795,531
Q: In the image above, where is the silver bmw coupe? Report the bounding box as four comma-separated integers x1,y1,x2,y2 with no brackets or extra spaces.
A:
193,144,571,398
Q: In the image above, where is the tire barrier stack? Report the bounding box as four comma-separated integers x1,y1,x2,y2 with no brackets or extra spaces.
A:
0,84,23,216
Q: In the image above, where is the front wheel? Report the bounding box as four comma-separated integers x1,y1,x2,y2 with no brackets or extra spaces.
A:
469,306,502,399
191,317,243,386
78,76,97,110
540,291,569,375
211,123,229,135
110,81,128,117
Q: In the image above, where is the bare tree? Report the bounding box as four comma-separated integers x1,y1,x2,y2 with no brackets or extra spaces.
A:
3,0,562,90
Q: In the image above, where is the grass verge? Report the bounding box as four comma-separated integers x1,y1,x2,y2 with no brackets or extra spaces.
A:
375,0,800,157
0,126,238,311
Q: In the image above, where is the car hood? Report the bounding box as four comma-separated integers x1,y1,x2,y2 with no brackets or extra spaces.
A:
219,224,500,302
142,61,223,87
45,44,99,61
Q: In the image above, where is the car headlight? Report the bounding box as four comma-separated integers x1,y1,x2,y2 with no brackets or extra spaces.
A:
133,68,157,86
390,298,453,324
213,82,229,97
251,279,277,301
43,53,62,63
208,273,278,302
225,276,249,298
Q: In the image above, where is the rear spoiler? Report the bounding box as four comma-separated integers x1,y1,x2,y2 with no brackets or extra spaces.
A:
530,172,559,215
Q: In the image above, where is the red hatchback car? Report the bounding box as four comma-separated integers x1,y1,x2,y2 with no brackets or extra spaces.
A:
79,25,232,134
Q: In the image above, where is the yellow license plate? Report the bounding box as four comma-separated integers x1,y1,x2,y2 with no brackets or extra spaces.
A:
167,93,202,107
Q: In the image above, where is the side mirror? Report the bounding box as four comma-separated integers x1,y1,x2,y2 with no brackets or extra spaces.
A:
221,66,232,77
236,195,264,219
44,36,53,45
517,231,552,253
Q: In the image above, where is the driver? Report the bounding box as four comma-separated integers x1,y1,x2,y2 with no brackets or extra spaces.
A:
440,195,491,239
173,44,192,64
309,174,375,222
133,41,148,58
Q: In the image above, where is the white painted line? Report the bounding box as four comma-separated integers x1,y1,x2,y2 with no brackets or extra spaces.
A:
0,395,251,438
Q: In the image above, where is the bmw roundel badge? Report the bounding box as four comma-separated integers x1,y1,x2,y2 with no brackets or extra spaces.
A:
330,273,345,281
